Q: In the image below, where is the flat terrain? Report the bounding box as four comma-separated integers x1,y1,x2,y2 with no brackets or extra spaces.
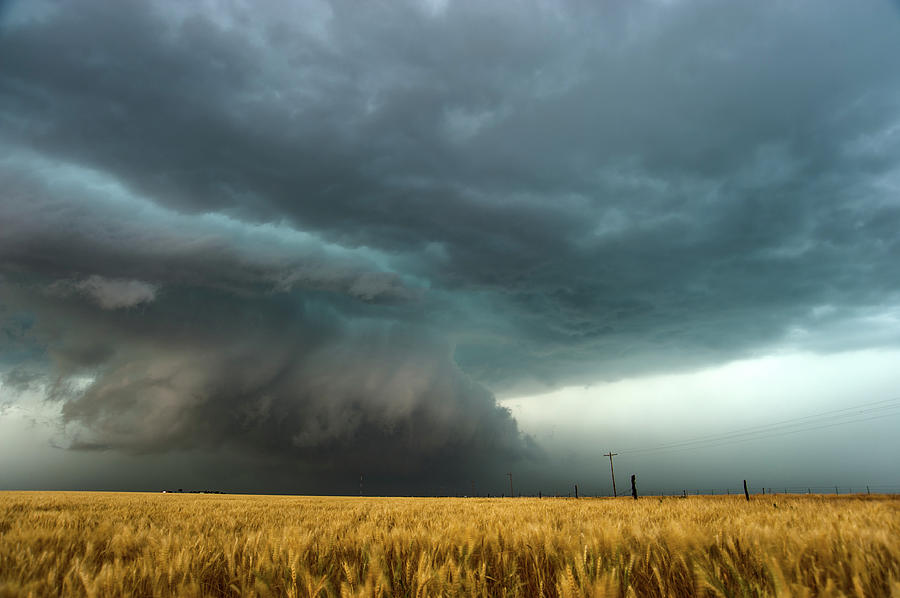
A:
0,492,898,597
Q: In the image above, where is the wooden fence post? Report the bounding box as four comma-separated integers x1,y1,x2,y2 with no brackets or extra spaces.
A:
575,484,579,499
743,480,750,502
631,475,638,500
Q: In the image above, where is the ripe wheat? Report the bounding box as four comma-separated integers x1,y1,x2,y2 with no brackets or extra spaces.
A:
1,491,898,597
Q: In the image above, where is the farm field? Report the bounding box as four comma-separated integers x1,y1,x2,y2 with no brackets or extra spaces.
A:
1,492,898,597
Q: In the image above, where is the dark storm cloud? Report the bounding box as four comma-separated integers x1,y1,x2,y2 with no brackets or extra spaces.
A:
0,140,525,487
2,0,900,490
1,276,527,487
55,292,524,477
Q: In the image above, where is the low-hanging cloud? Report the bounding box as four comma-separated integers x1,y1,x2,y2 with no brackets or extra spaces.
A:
28,284,529,487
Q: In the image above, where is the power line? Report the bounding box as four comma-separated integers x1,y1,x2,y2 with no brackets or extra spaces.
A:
620,409,900,456
628,408,900,456
617,396,900,456
628,413,900,455
638,411,900,455
618,396,900,453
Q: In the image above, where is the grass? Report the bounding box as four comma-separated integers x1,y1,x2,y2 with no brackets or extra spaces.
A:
1,491,898,597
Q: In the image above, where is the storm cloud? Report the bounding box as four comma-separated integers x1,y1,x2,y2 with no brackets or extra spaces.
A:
2,0,900,493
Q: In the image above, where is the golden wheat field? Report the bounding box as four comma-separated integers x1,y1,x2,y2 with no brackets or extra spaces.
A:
0,492,898,597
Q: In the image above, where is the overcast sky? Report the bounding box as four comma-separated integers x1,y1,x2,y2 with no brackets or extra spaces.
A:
2,0,900,496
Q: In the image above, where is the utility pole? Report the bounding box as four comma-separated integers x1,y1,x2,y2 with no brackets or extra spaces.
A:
507,472,514,498
604,452,618,497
